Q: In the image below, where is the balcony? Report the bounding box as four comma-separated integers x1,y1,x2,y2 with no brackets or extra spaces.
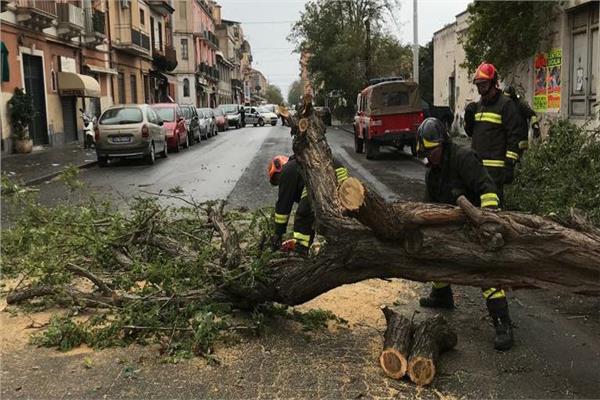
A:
57,3,84,39
84,9,106,47
199,30,219,49
15,0,56,31
113,26,151,57
152,45,177,72
147,0,174,15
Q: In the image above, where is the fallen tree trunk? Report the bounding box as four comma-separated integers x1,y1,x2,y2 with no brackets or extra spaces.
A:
407,315,457,386
379,306,413,379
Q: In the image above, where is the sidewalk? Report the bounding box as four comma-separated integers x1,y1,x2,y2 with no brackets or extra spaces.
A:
1,142,97,186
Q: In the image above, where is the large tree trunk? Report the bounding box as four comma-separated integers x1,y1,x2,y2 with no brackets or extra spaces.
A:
250,103,600,306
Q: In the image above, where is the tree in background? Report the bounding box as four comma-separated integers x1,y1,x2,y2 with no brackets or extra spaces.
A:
264,84,284,105
419,41,433,105
460,1,558,75
287,79,304,107
289,0,407,122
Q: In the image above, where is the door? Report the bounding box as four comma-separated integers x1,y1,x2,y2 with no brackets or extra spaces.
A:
61,97,78,142
22,53,49,145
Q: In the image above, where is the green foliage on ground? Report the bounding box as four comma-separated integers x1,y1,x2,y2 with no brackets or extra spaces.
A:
1,171,341,359
460,1,558,75
506,119,600,226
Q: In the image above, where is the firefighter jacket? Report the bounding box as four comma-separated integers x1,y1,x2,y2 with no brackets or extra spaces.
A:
425,142,499,209
464,91,527,169
273,156,349,239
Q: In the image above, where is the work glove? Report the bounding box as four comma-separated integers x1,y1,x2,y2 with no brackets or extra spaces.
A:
504,160,516,185
270,234,283,252
532,122,541,139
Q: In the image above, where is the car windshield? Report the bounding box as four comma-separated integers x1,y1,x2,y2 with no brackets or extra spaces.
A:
213,108,223,116
257,107,270,113
219,105,238,114
99,107,143,125
152,107,176,122
181,107,193,119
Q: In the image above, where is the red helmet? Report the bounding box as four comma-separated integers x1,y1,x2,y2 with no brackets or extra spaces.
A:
473,62,498,83
267,155,289,185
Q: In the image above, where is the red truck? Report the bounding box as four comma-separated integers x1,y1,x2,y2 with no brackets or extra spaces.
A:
353,79,424,159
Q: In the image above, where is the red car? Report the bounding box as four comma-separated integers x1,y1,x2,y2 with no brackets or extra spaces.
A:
151,103,189,152
354,79,424,159
212,107,229,131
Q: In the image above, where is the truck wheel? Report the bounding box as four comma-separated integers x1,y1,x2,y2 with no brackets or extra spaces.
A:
410,141,418,157
365,139,379,160
354,134,364,153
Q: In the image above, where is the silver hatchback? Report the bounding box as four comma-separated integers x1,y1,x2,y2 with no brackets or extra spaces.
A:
95,104,168,167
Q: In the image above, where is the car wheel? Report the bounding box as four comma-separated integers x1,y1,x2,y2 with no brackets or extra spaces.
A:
365,138,379,160
214,128,218,136
146,143,156,165
160,141,168,158
354,133,364,154
98,156,109,167
174,136,181,153
188,132,194,147
183,133,189,149
258,119,265,127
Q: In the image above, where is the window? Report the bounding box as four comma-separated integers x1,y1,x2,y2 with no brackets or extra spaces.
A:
181,38,188,60
99,107,143,125
130,74,138,103
118,72,126,104
569,3,598,118
183,78,190,97
50,69,57,91
158,21,163,50
139,8,145,26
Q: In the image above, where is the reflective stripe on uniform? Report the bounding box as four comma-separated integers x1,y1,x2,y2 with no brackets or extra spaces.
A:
433,282,449,289
519,140,529,150
480,193,499,208
506,151,519,160
474,112,502,124
531,115,538,123
335,167,349,183
301,188,308,198
293,231,311,247
483,288,506,300
274,213,289,224
422,137,440,148
482,159,506,168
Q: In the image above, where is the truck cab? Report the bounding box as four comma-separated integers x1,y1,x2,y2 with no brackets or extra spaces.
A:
354,80,424,159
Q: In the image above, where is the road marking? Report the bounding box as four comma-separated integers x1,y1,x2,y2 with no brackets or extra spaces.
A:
335,146,400,202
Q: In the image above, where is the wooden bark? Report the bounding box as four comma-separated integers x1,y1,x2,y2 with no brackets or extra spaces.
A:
379,306,413,379
407,315,457,386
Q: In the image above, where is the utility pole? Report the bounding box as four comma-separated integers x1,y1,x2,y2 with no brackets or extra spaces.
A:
413,0,419,83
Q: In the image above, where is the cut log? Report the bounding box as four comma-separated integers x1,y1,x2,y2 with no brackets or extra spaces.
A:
379,306,413,379
407,315,457,386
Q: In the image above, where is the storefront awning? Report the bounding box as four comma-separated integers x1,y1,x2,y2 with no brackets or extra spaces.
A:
150,70,178,85
58,72,101,98
85,64,118,75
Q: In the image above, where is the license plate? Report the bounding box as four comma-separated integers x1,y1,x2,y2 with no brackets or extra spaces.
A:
110,136,132,144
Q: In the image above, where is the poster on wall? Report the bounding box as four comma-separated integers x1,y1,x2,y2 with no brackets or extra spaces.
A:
533,53,548,112
546,48,562,111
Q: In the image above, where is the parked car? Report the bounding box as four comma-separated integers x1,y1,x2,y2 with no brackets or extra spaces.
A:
263,104,279,117
179,104,201,144
198,108,217,139
212,107,229,131
244,106,278,126
151,103,189,152
314,106,332,126
218,104,243,129
95,104,167,167
353,79,424,159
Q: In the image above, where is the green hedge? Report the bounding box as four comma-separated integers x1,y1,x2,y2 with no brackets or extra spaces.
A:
506,119,600,226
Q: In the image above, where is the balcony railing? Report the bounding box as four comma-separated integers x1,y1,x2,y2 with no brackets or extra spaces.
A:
15,0,56,30
57,3,84,38
92,10,105,35
114,26,151,56
152,44,177,72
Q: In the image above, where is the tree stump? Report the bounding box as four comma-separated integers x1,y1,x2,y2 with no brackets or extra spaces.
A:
407,315,457,386
379,306,413,379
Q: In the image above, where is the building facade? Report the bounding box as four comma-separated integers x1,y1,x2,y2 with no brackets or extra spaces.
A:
215,17,249,105
433,1,599,134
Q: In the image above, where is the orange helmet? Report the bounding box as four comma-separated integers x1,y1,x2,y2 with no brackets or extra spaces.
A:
267,155,289,185
473,62,498,83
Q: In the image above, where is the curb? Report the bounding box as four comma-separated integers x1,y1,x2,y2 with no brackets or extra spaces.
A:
23,160,98,187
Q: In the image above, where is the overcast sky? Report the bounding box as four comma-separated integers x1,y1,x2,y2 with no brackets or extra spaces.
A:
217,0,472,98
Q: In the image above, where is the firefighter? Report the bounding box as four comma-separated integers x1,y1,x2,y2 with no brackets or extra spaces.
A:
268,154,349,256
464,62,527,193
416,117,514,351
503,84,541,151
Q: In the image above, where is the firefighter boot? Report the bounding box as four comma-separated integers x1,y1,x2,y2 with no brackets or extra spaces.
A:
487,297,514,351
419,284,455,309
292,244,309,258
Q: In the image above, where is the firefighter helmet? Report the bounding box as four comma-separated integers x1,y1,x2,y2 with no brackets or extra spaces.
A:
267,155,289,185
416,117,449,158
473,62,498,83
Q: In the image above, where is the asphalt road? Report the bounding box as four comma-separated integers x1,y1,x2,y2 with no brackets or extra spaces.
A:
1,124,599,399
